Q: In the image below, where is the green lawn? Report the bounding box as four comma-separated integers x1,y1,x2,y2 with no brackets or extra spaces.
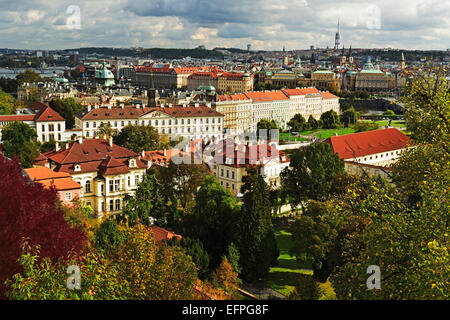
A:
360,119,407,129
265,228,313,297
265,228,336,299
281,127,355,141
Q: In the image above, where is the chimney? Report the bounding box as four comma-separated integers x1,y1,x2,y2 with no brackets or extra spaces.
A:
163,149,167,156
78,137,83,144
109,136,113,147
87,105,92,112
55,142,60,151
168,103,172,108
141,150,145,158
195,103,199,107
136,104,140,109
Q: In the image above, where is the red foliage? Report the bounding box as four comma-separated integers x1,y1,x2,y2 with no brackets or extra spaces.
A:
0,154,87,298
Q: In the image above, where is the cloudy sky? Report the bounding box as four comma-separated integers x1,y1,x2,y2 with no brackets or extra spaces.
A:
1,0,449,50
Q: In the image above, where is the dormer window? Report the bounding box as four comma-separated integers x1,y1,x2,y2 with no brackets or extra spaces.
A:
129,159,136,168
74,163,81,172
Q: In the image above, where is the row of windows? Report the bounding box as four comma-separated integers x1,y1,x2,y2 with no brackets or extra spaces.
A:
85,117,221,128
41,123,62,132
356,150,402,162
41,133,62,141
99,199,121,212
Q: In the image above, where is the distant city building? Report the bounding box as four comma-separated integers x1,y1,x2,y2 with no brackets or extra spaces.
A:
76,103,224,142
0,102,66,143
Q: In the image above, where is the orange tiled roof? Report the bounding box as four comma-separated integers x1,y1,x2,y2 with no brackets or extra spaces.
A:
282,87,320,96
323,128,411,160
244,90,289,102
24,167,81,191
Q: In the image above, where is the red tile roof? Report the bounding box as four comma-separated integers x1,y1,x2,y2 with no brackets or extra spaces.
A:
34,106,65,122
323,128,411,160
244,91,289,102
321,92,339,99
39,138,146,174
150,225,182,243
282,87,320,96
148,105,223,118
0,115,36,122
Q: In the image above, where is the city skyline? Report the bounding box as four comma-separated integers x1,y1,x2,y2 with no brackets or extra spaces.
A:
1,0,449,51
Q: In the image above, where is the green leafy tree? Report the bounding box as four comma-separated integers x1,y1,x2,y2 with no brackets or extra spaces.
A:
97,121,118,138
401,66,449,153
94,219,126,254
238,166,279,282
290,201,340,281
226,242,242,274
49,98,84,129
0,88,17,115
288,113,308,132
329,68,450,299
320,110,341,129
257,119,279,138
307,115,319,130
154,162,210,211
168,237,210,280
181,176,241,270
16,69,42,85
382,109,396,116
121,173,166,227
353,121,380,132
281,142,346,208
340,107,358,126
114,124,160,153
1,121,40,168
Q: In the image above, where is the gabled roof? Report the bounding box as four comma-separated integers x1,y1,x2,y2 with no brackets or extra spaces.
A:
34,106,65,122
44,138,139,165
98,156,130,175
323,128,411,160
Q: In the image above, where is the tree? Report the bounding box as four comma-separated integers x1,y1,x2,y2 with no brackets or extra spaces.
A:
382,109,396,116
121,173,166,227
290,201,340,281
112,225,198,300
353,121,380,132
307,115,319,130
168,237,210,280
328,70,450,299
49,98,84,129
238,166,279,282
15,69,42,85
97,122,118,138
94,219,126,254
114,124,161,153
401,66,449,153
1,121,40,168
257,119,279,138
0,88,17,115
288,113,308,132
320,110,341,129
181,176,241,270
6,225,199,300
289,275,321,300
0,154,87,298
154,161,210,211
340,107,358,126
5,243,125,300
212,257,239,298
281,142,346,208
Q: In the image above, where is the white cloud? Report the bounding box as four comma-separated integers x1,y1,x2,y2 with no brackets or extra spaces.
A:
0,0,448,50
